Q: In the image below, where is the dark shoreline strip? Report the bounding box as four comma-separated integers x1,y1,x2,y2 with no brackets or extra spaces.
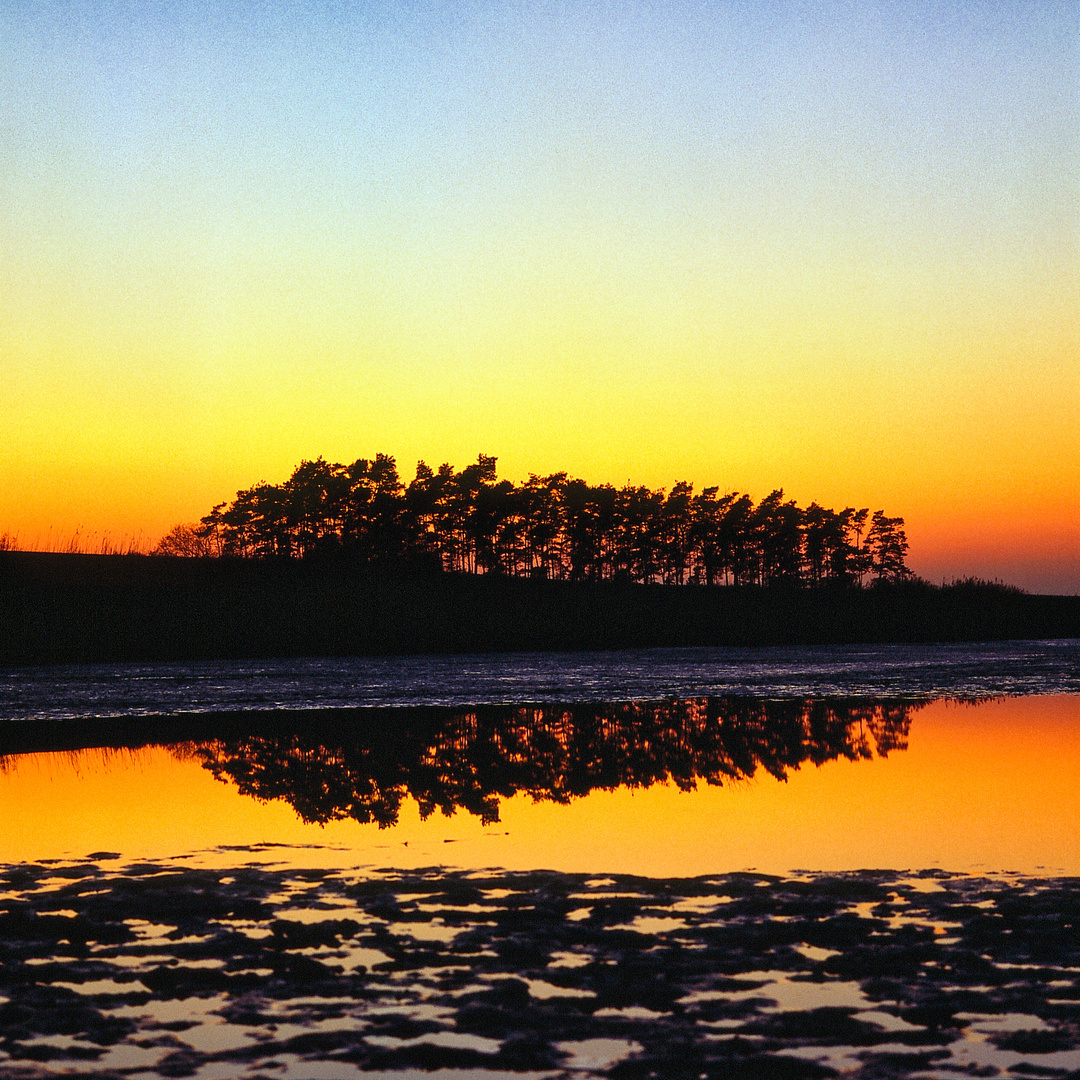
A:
3,550,1079,664
0,706,429,756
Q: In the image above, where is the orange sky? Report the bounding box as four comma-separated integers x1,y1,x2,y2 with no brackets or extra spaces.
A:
1,2,1076,590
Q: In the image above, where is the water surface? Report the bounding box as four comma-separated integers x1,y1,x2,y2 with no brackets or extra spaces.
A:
2,694,1077,876
3,640,1079,720
3,645,1078,1077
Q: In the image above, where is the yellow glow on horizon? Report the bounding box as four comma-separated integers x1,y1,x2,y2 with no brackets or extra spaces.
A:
2,2,1075,589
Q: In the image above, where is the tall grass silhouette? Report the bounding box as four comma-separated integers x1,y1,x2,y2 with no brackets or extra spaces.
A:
0,529,150,555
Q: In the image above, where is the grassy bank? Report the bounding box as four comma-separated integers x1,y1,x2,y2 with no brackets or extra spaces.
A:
1,550,1078,665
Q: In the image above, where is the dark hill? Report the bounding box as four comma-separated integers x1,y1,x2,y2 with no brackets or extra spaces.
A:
1,551,1077,665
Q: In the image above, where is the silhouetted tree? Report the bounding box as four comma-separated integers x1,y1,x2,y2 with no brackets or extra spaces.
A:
405,461,445,565
153,522,216,557
173,451,913,584
837,507,871,584
285,458,348,555
720,494,757,585
521,473,567,579
658,481,694,584
866,511,912,582
754,490,804,586
563,480,616,581
343,454,405,560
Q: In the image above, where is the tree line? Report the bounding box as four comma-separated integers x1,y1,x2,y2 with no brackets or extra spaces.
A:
156,453,912,586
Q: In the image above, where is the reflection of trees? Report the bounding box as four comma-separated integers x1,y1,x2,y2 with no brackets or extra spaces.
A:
179,699,918,828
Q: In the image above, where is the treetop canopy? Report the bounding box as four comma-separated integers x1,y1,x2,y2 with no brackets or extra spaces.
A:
156,453,912,586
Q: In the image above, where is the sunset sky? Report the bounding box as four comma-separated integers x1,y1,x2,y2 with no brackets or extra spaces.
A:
2,0,1076,591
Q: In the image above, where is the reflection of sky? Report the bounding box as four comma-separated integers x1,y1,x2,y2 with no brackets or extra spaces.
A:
1,695,1078,875
2,1,1076,589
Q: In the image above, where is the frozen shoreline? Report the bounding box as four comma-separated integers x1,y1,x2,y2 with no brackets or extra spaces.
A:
2,853,1078,1078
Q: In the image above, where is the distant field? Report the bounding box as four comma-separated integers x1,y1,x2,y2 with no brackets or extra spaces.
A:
1,551,1078,665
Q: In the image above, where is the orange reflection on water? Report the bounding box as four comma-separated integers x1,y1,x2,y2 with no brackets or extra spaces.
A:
527,694,1079,877
0,696,1076,875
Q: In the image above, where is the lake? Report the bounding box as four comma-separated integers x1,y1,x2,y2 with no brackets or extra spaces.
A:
2,641,1078,1078
2,640,1079,874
